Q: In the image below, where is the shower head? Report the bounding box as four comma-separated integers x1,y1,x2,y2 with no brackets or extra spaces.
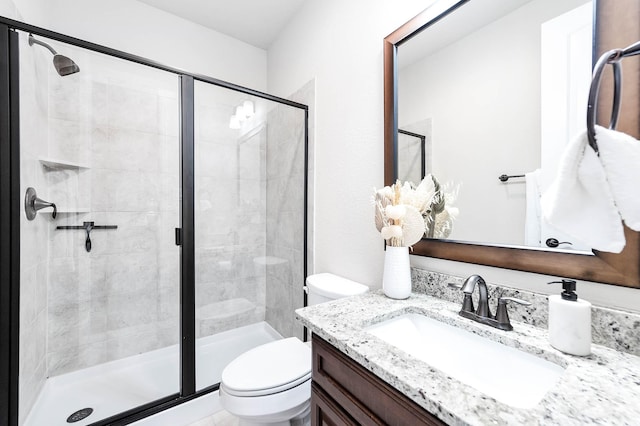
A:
28,34,80,76
52,54,80,76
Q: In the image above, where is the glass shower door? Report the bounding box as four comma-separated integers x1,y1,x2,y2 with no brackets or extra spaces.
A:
18,32,181,425
193,80,307,391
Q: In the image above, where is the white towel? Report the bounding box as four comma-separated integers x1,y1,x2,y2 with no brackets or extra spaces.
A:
595,125,640,231
541,130,625,253
524,169,541,246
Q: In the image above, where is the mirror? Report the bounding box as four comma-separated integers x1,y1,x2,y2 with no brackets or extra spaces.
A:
384,0,640,287
398,0,592,251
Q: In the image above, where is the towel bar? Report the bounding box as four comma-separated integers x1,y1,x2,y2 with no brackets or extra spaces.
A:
498,174,524,182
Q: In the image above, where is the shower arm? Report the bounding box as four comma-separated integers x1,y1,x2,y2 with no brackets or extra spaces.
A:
28,34,58,55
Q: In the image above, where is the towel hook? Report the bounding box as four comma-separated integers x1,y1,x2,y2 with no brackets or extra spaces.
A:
586,40,640,154
586,49,623,154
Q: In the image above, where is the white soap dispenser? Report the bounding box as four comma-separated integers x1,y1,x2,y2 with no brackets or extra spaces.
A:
548,279,591,356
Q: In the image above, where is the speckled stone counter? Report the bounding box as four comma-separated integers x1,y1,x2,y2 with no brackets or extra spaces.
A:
295,291,640,426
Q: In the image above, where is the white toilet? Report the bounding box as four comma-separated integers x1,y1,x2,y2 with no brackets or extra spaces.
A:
219,273,369,425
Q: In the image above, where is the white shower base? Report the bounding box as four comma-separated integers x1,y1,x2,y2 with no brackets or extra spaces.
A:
24,322,281,426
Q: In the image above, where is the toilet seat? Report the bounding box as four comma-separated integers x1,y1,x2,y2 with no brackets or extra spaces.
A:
221,337,311,397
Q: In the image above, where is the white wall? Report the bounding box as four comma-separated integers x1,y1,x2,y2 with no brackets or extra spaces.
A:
268,0,640,312
267,0,431,288
6,0,267,90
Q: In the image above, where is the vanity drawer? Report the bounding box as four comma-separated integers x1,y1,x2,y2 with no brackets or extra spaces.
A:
311,335,445,426
311,382,358,426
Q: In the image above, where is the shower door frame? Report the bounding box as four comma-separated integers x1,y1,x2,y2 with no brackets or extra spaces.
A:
0,16,309,426
0,23,21,426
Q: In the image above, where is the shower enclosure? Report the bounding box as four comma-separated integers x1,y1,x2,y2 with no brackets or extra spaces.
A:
0,17,308,426
397,129,426,184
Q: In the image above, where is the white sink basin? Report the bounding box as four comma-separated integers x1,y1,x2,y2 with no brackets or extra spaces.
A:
365,313,565,409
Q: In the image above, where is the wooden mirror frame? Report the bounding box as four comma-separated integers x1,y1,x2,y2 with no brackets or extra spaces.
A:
383,0,640,288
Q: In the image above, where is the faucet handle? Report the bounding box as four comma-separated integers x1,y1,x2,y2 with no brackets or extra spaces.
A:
447,282,463,289
495,297,531,330
498,297,531,306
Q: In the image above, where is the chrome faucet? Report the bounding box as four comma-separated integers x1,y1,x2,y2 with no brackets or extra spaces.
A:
449,275,530,331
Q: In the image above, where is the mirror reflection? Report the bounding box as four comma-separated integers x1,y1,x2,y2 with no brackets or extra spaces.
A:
397,0,592,251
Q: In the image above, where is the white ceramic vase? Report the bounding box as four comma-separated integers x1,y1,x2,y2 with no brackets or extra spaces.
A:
382,245,411,299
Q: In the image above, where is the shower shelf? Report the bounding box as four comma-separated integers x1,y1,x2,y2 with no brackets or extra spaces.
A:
39,157,91,170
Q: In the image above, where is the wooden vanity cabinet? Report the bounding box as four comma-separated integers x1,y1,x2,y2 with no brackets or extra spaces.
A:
311,335,446,426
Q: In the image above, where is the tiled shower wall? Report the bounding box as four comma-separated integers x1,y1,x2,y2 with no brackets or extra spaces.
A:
18,32,50,425
265,80,314,340
43,47,181,376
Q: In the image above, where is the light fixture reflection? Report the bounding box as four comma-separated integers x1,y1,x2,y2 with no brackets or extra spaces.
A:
242,100,254,118
229,115,241,130
228,100,255,129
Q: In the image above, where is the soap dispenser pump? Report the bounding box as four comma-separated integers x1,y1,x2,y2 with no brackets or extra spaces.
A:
548,279,591,356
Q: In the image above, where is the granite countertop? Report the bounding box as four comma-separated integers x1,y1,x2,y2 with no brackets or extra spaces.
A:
295,291,640,426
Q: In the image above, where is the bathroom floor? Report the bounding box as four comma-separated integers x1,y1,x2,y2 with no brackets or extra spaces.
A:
188,410,240,426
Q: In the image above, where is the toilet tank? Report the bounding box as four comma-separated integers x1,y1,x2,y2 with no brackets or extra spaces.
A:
305,273,369,306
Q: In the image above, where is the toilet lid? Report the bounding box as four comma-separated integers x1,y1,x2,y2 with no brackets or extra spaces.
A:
222,337,311,397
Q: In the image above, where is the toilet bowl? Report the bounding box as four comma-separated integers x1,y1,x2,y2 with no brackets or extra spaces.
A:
219,273,368,425
220,337,311,426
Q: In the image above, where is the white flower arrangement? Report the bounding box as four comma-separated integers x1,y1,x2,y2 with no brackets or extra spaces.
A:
374,175,459,247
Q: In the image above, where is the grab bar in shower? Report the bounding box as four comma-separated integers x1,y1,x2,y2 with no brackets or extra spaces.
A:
56,221,117,252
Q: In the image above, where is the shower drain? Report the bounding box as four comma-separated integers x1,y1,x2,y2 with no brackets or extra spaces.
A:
66,408,93,423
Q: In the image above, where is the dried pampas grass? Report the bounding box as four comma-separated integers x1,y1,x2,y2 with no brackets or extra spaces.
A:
373,176,459,247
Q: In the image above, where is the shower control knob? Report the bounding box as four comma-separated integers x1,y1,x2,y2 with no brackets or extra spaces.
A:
24,187,57,220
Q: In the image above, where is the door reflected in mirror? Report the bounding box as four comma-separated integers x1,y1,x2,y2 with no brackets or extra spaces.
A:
397,0,592,252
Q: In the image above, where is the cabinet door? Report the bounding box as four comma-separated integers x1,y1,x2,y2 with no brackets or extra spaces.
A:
312,336,446,426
